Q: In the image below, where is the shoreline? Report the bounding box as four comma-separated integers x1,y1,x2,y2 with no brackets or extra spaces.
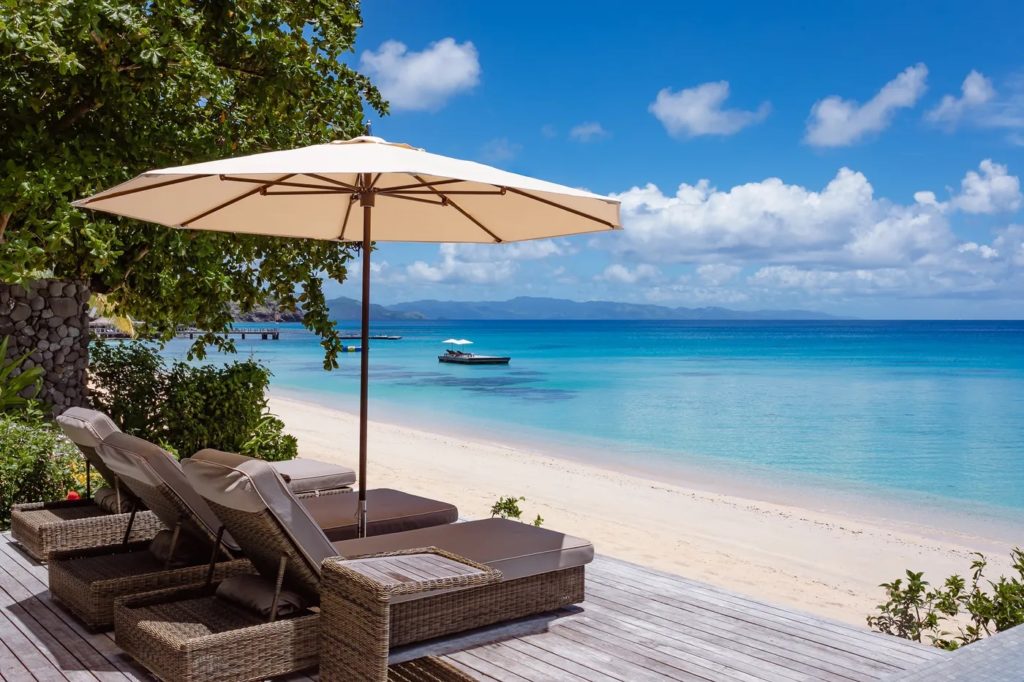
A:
270,391,1020,626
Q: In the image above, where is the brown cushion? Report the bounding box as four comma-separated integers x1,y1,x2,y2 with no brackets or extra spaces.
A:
147,529,207,568
93,486,133,514
270,458,355,494
56,407,120,448
183,449,338,584
215,574,307,619
56,407,122,489
332,517,594,584
301,488,458,542
98,433,240,551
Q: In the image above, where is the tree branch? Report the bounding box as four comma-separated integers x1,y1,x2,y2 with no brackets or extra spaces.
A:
0,213,10,243
214,62,265,78
54,99,104,132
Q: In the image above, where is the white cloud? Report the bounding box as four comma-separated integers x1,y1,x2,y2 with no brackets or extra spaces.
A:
479,137,521,162
359,38,480,111
926,71,1024,133
805,64,928,147
950,159,1022,214
649,81,770,138
749,266,913,295
993,226,1024,266
569,122,609,142
598,264,661,284
926,70,996,126
541,124,558,139
958,242,999,259
405,241,567,284
696,263,742,285
606,160,1023,300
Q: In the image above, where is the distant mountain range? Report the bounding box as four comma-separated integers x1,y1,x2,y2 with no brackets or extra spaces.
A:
323,296,839,321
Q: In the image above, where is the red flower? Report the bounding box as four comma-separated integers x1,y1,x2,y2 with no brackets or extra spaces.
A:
66,491,80,501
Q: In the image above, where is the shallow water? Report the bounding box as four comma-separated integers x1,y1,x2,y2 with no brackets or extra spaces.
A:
162,320,1024,520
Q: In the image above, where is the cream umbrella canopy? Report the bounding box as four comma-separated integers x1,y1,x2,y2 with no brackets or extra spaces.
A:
74,135,621,536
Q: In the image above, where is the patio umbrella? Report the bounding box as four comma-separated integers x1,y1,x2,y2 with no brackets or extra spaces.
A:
74,135,621,536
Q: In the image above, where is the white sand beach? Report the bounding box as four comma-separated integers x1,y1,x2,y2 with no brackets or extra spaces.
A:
271,393,1018,627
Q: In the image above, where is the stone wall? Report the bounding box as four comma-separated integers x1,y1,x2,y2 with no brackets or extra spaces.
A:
0,280,90,414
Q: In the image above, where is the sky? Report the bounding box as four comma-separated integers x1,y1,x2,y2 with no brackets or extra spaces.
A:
327,1,1024,318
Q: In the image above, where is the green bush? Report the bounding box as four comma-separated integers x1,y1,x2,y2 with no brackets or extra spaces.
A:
88,341,165,435
868,549,1024,650
0,412,86,530
0,335,45,412
490,495,544,527
241,414,298,462
89,342,296,461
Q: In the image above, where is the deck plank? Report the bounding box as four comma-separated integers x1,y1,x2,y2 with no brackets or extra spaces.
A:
0,531,944,682
596,557,937,663
0,636,37,682
0,542,145,681
584,579,896,679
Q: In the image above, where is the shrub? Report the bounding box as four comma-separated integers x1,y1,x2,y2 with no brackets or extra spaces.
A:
88,341,296,461
868,549,1024,650
89,341,165,435
241,414,298,462
490,495,544,527
0,335,45,412
0,412,86,529
163,359,275,457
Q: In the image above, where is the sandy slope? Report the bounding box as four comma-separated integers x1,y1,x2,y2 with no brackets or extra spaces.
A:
271,393,1017,626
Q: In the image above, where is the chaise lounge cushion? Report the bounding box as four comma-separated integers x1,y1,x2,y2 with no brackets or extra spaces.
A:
92,486,135,514
301,488,458,541
333,517,594,584
56,407,123,491
271,458,355,494
215,574,307,619
98,433,243,552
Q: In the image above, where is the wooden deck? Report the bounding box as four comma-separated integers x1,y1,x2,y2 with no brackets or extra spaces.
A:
0,532,945,681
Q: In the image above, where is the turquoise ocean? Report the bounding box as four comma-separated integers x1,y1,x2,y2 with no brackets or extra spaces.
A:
163,320,1024,524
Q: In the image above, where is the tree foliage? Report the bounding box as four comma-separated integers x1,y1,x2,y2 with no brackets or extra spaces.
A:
0,0,386,367
89,341,297,460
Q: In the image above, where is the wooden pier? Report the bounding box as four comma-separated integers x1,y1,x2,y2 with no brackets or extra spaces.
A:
176,326,280,340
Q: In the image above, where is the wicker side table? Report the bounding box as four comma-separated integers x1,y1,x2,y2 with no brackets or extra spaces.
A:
320,547,499,681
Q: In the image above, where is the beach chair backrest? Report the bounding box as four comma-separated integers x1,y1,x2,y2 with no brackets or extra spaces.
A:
97,432,240,551
56,407,123,490
183,449,336,601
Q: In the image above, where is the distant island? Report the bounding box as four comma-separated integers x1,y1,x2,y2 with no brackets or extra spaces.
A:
236,296,838,322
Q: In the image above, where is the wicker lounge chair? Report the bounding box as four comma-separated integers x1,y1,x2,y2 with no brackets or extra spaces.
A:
49,433,458,630
10,408,165,561
110,449,591,682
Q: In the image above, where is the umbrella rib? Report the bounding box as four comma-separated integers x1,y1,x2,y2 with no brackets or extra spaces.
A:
377,178,465,193
304,174,360,192
220,176,352,192
504,187,618,228
77,174,205,204
412,175,503,243
338,194,356,240
262,189,352,195
382,193,446,207
181,173,296,227
386,189,506,196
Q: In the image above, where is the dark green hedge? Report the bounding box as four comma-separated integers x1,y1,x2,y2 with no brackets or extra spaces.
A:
89,342,296,461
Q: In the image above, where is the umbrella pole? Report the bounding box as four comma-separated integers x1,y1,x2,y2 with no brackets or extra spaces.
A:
357,201,372,538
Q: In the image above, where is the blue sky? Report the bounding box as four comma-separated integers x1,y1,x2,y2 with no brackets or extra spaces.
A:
328,1,1024,318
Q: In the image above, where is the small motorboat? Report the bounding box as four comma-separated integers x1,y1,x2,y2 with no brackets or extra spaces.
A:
340,345,362,353
438,349,510,365
438,338,510,364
